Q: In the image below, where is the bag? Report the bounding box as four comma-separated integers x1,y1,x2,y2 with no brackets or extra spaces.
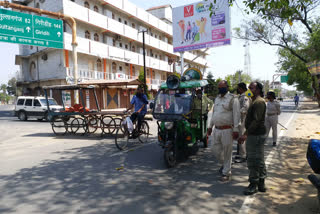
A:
125,116,134,133
194,33,200,41
307,139,320,174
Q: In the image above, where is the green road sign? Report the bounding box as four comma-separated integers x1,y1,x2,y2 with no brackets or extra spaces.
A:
0,9,63,49
281,75,288,83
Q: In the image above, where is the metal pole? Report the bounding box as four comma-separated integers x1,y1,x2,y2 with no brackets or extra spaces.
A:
142,31,146,85
180,52,184,76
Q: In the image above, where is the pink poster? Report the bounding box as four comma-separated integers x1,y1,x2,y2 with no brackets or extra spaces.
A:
212,28,226,40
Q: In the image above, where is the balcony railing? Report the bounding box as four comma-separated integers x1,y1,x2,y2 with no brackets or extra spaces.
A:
62,0,208,66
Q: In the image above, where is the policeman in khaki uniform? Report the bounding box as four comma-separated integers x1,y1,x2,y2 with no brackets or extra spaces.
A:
235,83,251,163
207,81,240,182
265,91,281,146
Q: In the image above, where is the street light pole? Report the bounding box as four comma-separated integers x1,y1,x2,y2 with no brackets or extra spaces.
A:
139,29,148,92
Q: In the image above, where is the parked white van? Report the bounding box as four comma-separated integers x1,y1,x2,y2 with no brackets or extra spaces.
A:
14,96,63,121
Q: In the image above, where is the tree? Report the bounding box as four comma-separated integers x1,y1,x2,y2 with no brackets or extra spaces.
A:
207,71,213,80
138,68,151,99
7,77,17,96
273,88,281,97
225,70,252,92
234,1,320,106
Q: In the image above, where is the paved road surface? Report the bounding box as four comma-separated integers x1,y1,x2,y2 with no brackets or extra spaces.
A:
0,100,298,214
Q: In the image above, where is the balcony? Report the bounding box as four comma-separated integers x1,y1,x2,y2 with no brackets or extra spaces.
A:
64,33,173,72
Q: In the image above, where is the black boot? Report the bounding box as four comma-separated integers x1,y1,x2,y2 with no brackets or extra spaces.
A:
244,183,258,195
258,179,267,192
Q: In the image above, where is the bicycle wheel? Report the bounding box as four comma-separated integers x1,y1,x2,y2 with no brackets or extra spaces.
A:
102,116,116,134
87,116,99,134
115,128,130,150
113,118,123,133
138,121,149,143
52,117,67,135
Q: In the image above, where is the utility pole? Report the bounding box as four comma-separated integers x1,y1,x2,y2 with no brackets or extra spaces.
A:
139,29,148,92
238,70,243,83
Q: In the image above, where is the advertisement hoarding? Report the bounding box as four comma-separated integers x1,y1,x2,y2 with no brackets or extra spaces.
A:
307,61,320,76
172,0,230,52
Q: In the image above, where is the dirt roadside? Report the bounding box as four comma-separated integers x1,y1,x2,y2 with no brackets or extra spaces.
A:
246,100,320,214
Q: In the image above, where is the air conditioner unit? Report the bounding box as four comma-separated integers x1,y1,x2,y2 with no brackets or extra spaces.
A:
115,35,122,41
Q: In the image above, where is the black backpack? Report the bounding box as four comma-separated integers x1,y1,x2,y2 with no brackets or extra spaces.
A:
307,139,320,174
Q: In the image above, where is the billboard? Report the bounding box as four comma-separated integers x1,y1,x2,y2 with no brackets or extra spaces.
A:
172,0,231,52
307,60,320,76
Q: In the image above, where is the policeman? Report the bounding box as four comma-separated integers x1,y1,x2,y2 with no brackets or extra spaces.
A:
207,81,240,182
235,82,251,163
265,91,281,146
192,89,214,114
239,82,267,195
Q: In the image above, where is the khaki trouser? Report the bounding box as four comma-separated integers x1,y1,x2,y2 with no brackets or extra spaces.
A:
265,115,278,142
246,135,267,183
212,128,233,176
239,123,246,158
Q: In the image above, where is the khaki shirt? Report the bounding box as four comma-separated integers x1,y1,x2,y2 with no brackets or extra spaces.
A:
208,92,241,132
193,95,214,114
239,93,251,123
266,100,281,116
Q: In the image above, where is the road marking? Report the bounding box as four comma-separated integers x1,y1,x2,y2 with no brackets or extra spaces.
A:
239,105,297,214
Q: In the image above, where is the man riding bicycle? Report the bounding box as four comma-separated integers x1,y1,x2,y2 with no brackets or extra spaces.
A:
126,86,148,137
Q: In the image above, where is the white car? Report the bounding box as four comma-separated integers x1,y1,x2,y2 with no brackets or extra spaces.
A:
14,96,63,121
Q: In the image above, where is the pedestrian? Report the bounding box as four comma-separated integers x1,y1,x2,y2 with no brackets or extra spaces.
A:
294,93,299,106
265,91,281,146
186,21,192,41
207,80,240,182
239,82,267,195
235,82,251,163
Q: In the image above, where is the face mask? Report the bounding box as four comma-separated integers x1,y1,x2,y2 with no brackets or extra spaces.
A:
218,87,228,94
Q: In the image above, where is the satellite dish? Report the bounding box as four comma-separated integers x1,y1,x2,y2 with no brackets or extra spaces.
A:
166,75,180,90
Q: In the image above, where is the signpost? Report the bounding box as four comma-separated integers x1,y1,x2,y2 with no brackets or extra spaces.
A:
280,75,288,83
0,8,63,49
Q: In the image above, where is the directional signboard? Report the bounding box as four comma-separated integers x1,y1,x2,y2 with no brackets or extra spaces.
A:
280,75,288,83
0,9,63,49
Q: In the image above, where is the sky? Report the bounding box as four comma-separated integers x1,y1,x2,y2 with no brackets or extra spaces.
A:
0,0,294,90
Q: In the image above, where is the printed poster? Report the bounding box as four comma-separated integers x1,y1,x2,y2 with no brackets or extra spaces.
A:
172,0,231,52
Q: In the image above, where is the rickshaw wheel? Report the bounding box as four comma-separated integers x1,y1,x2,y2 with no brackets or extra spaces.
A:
87,116,99,134
164,144,177,168
115,128,129,150
52,117,67,135
138,121,149,143
102,116,116,134
113,118,123,134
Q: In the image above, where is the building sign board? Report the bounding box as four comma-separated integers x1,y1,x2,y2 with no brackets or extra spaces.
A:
0,9,63,49
172,0,231,52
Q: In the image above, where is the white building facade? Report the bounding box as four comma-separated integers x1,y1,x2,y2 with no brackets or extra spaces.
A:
14,0,208,109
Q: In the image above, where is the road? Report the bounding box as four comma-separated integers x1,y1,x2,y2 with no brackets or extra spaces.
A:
0,100,298,214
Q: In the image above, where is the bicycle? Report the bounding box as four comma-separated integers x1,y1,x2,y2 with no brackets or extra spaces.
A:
114,111,150,150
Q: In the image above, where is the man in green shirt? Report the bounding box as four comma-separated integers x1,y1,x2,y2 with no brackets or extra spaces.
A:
239,82,267,195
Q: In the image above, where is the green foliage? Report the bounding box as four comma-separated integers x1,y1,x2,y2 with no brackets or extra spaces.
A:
7,77,17,96
273,89,280,97
206,71,213,80
225,70,252,92
138,67,151,99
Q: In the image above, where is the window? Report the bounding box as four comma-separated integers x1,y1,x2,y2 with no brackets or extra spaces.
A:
159,55,162,60
119,43,122,48
112,62,117,73
85,31,90,39
84,1,90,9
131,23,135,28
112,39,116,46
118,18,122,23
25,99,32,106
151,32,153,36
94,33,99,41
124,20,127,25
119,66,122,71
155,35,158,39
112,13,115,19
34,99,41,107
94,5,99,12
30,45,33,50
17,99,25,105
97,59,102,71
159,36,162,40
35,3,40,8
131,45,135,52
125,44,128,49
155,54,158,58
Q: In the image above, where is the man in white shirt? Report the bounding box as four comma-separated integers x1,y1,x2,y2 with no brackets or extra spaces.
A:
207,80,241,182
